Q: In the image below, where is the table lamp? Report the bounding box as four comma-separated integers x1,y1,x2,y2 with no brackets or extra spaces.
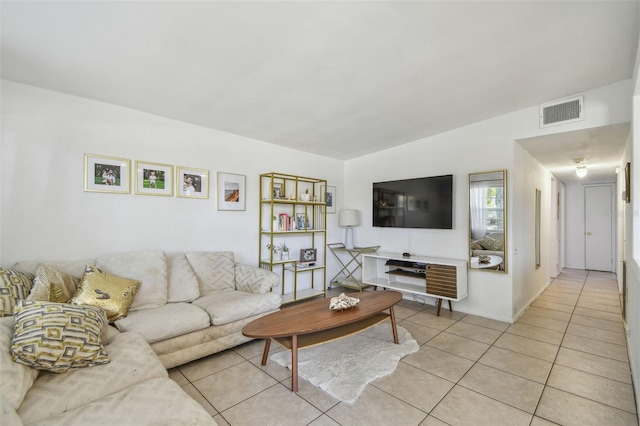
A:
339,209,360,249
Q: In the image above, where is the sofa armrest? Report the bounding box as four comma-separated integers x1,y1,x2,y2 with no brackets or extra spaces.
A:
235,264,279,294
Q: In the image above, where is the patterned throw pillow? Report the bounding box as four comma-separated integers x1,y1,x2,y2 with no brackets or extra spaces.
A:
28,264,80,303
70,264,141,322
0,268,35,317
476,236,504,251
11,301,110,373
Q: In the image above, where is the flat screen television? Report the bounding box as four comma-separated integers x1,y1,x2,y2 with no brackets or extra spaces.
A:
373,174,453,229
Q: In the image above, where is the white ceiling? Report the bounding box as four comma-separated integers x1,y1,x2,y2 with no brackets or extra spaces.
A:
1,1,638,175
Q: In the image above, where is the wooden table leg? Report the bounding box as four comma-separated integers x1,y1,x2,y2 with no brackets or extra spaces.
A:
260,339,271,366
436,298,443,316
389,306,399,344
291,334,298,392
448,300,452,312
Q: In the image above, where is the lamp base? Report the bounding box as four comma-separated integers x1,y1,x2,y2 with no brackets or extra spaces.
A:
345,227,355,250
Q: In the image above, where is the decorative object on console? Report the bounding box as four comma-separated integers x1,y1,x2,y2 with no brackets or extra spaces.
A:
134,160,173,197
339,209,360,250
176,166,209,199
84,153,131,194
329,292,360,310
70,264,141,322
217,172,246,211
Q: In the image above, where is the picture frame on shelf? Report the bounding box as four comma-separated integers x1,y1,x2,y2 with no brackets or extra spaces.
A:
273,182,282,199
299,248,317,266
296,213,310,230
217,172,245,211
134,160,173,196
84,153,130,194
176,166,209,199
322,185,336,214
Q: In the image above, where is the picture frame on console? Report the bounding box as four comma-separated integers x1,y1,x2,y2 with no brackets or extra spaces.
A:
134,160,173,197
176,166,209,199
217,172,245,211
84,153,130,194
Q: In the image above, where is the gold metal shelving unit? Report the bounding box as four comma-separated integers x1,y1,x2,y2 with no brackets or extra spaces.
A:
259,172,327,304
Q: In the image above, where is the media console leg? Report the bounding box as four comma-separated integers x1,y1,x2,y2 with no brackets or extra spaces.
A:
436,298,443,316
448,300,452,312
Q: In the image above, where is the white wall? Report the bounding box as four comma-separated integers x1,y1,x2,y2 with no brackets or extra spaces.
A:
344,79,631,322
0,81,344,267
511,144,552,318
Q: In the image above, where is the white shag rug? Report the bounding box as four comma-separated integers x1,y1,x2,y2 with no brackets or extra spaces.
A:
270,323,419,403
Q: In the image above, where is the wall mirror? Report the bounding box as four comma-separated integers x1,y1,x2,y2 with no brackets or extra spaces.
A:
468,170,507,273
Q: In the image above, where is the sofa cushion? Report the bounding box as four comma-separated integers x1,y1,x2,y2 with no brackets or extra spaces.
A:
17,331,168,424
70,264,141,322
186,251,236,295
0,317,39,410
167,253,200,303
193,291,282,326
28,264,80,303
0,268,34,317
96,250,168,311
476,235,504,251
12,260,92,278
235,263,279,294
115,303,210,344
37,377,216,426
11,301,110,373
0,397,24,426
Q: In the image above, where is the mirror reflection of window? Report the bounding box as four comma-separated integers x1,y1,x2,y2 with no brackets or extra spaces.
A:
469,170,507,273
470,172,504,240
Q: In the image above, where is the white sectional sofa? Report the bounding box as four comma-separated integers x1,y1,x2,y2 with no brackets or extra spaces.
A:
2,250,282,425
13,251,282,368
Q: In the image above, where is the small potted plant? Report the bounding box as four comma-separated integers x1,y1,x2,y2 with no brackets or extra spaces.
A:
266,243,281,261
278,242,290,260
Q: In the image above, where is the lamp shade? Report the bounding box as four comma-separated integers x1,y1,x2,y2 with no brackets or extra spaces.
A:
339,210,360,227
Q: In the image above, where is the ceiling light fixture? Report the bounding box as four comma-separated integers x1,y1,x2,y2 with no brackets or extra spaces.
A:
576,166,587,178
573,157,587,178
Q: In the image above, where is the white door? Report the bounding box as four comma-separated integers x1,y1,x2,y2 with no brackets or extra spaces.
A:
585,185,613,272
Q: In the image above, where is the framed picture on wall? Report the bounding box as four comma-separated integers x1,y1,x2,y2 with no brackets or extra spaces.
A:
176,166,209,199
84,153,130,194
217,172,245,211
134,160,173,196
321,185,336,214
625,162,631,203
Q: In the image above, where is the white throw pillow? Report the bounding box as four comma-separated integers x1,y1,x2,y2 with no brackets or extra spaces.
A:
166,253,200,303
96,251,168,311
185,252,236,295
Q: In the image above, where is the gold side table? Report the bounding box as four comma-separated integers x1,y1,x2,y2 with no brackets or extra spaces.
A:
328,243,380,291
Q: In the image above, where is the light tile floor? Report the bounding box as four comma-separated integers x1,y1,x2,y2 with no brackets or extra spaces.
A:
169,269,638,425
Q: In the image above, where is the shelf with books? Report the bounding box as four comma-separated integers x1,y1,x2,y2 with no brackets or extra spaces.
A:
259,172,327,304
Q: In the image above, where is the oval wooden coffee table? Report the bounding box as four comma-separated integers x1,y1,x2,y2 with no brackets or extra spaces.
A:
242,290,402,392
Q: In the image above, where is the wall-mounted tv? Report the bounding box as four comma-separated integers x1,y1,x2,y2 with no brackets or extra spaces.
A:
373,174,453,229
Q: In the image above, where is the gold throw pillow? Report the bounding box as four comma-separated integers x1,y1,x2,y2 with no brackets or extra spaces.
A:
70,264,141,322
28,264,80,303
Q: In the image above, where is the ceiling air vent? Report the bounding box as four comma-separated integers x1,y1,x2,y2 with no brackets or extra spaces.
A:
539,95,583,128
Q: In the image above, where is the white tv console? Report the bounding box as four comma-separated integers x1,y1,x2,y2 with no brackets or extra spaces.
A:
361,252,467,315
